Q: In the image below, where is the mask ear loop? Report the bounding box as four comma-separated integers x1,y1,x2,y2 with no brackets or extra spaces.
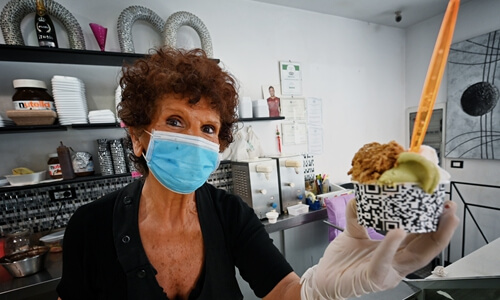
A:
141,129,154,162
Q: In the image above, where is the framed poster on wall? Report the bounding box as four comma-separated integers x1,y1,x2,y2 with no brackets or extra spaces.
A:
406,102,446,166
280,97,306,121
279,61,302,96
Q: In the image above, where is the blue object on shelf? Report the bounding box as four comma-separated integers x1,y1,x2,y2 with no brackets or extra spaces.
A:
306,197,321,211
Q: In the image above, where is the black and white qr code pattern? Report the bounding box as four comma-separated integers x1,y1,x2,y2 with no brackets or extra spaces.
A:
354,183,446,233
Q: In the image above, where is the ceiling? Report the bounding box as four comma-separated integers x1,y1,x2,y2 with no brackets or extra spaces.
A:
251,0,471,28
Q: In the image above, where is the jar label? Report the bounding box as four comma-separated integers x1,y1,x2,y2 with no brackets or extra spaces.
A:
13,100,55,111
48,163,62,176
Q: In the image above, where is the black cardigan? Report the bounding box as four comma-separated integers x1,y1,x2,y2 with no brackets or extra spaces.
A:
57,180,293,299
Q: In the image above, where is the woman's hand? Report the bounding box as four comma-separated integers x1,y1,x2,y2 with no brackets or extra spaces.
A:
300,198,459,299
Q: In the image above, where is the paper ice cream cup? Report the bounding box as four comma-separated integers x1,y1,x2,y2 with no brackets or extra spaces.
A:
266,211,279,224
353,182,447,233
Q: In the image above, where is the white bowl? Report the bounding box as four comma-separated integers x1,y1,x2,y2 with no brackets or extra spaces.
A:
4,171,46,186
40,229,65,252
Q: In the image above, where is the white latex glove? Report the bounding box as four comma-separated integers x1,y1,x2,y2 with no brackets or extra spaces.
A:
300,198,458,300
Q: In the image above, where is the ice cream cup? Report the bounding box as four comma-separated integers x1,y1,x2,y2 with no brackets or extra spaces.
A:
266,211,279,224
353,182,447,233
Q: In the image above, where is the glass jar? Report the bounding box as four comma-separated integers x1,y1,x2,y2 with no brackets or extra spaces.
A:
12,79,55,111
47,153,62,179
4,229,31,255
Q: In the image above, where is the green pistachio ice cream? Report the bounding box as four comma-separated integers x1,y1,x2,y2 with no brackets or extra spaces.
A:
349,143,450,232
348,142,449,194
378,152,440,194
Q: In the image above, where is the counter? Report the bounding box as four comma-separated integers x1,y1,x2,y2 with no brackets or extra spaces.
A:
263,208,327,233
353,276,500,299
0,208,327,299
353,237,500,299
0,252,61,300
427,237,500,279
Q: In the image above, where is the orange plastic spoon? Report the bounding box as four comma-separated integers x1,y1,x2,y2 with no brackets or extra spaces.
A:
410,0,460,153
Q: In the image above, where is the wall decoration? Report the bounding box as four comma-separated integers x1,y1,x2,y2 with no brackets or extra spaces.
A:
163,11,213,58
262,84,281,117
446,29,500,159
89,23,107,51
279,61,302,96
117,5,164,53
0,0,85,49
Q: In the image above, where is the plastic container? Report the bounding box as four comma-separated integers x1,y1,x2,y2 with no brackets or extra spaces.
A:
39,229,65,253
12,79,55,111
5,171,46,186
287,203,309,216
266,210,279,224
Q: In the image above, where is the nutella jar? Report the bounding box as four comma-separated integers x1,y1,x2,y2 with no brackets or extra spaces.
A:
12,79,55,111
47,153,62,179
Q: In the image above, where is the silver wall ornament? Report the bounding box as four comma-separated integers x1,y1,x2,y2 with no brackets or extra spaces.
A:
163,11,213,58
117,5,164,54
0,0,85,49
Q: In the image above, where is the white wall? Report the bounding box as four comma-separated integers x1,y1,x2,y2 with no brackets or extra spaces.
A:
0,0,405,184
406,0,500,262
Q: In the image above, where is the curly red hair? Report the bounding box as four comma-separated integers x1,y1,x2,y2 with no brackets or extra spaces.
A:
118,47,239,176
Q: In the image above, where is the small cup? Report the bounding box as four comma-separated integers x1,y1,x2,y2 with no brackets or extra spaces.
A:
266,211,279,224
353,182,447,233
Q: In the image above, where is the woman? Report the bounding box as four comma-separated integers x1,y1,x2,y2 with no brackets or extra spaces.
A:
57,47,458,300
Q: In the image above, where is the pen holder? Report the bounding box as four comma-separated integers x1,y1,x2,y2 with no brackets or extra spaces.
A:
306,197,321,211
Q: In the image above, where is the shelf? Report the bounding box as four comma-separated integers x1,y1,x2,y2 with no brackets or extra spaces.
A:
0,44,220,67
263,208,327,233
0,44,144,66
0,122,126,134
0,124,67,134
71,123,122,129
0,173,134,192
238,117,285,122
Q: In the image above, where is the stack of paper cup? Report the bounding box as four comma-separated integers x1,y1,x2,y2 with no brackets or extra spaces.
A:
252,99,270,118
238,96,252,118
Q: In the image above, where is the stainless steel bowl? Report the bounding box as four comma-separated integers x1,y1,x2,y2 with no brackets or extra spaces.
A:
0,246,49,277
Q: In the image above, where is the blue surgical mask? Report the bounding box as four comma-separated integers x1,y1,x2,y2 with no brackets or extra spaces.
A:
143,130,220,194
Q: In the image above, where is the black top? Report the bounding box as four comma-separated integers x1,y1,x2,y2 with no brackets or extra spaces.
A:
57,180,293,299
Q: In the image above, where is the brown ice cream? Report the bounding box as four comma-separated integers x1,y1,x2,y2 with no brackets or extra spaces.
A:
347,141,404,184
